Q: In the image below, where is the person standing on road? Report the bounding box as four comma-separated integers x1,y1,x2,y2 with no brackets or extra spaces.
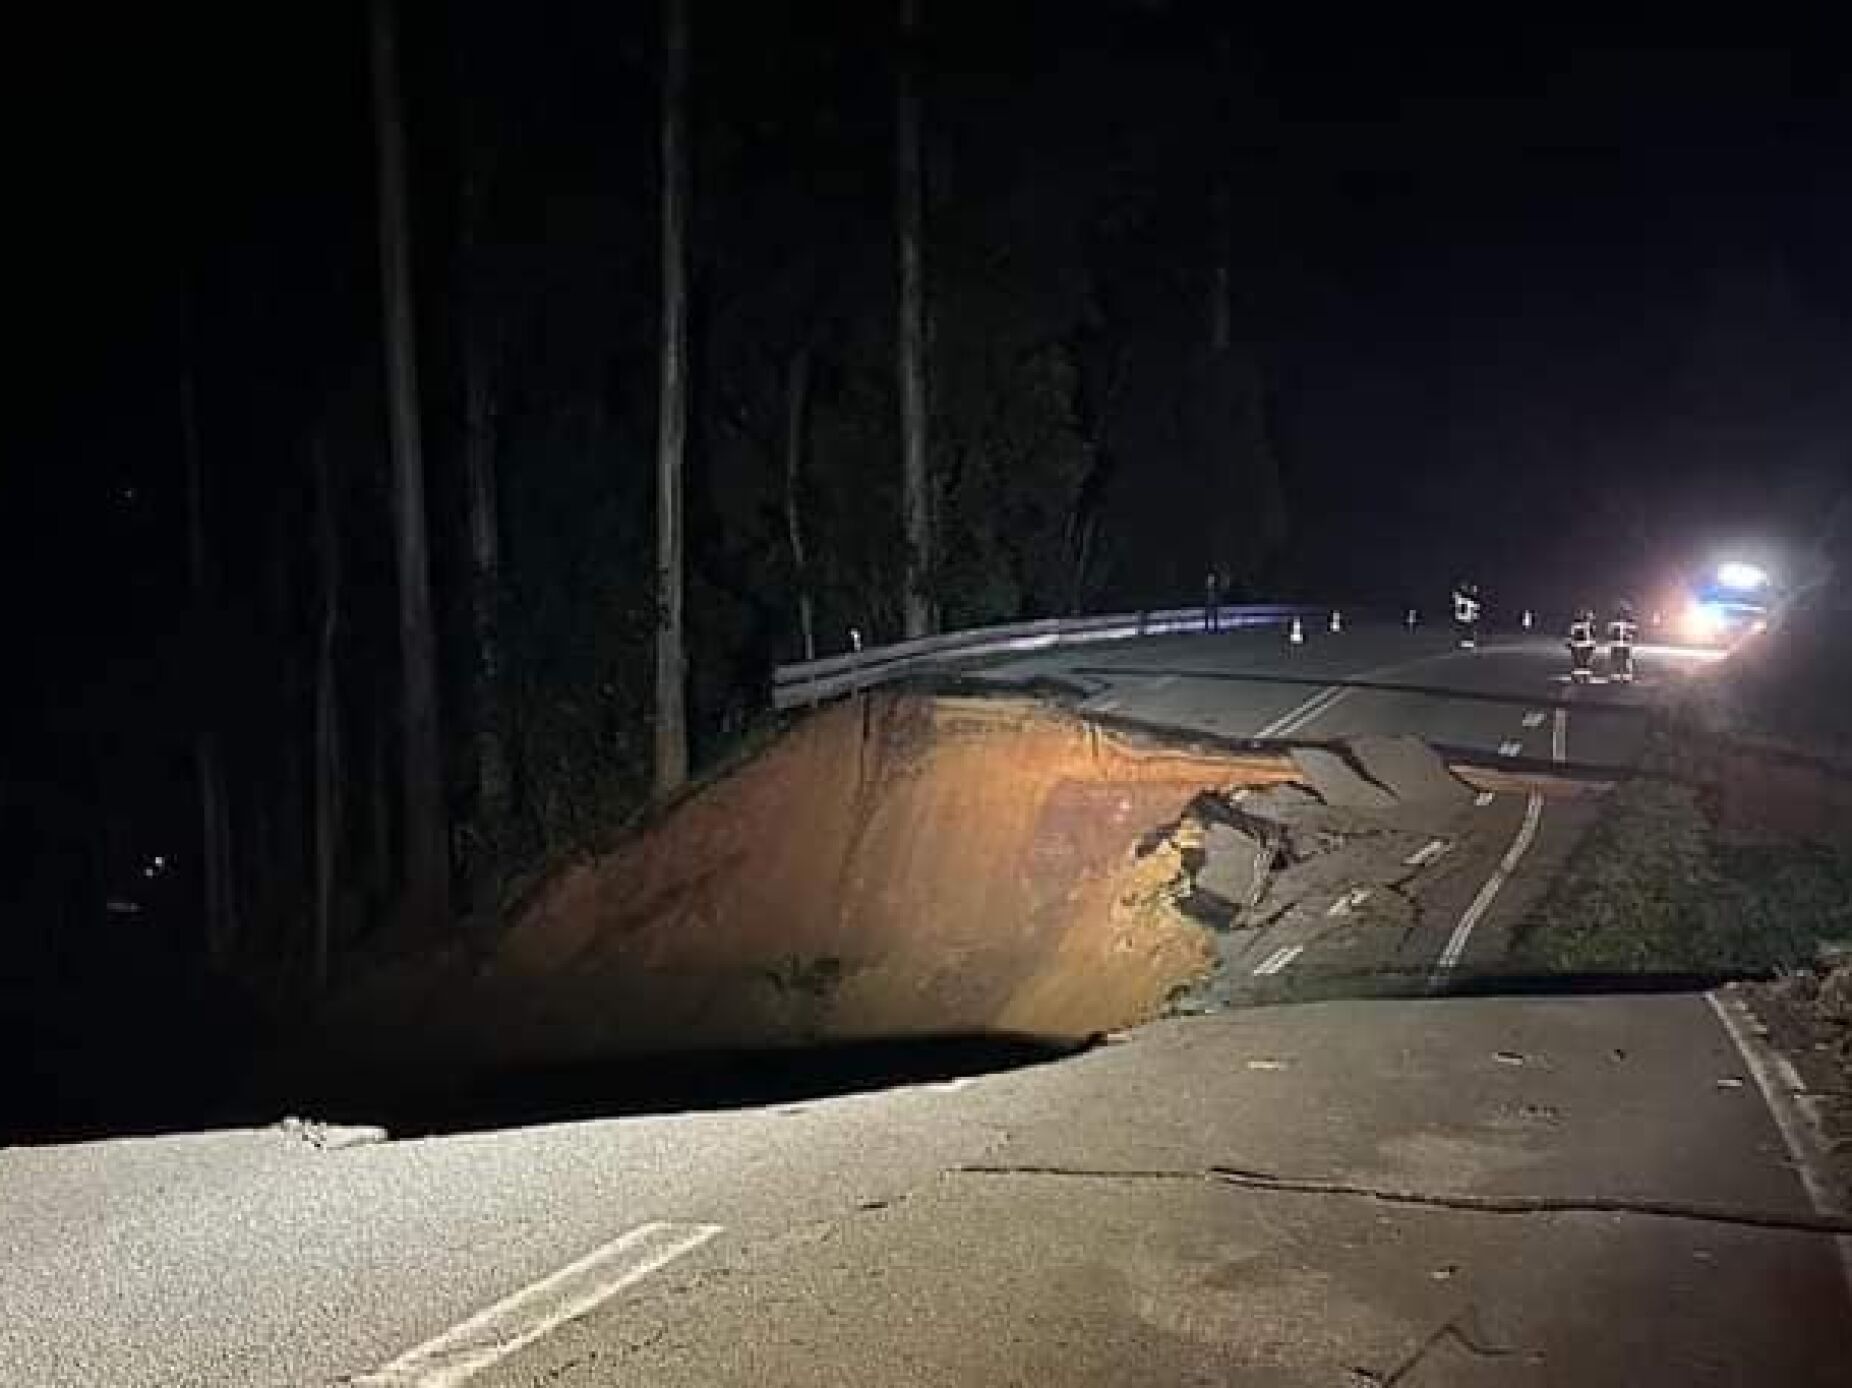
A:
1452,580,1481,649
1608,600,1638,683
1568,608,1598,682
1204,568,1221,634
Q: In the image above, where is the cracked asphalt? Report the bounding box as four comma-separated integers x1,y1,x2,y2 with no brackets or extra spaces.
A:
5,623,1846,1385
473,997,1851,1386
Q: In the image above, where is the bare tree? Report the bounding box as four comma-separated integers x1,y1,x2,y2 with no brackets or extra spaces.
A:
456,21,508,834
461,314,506,827
370,0,449,934
311,440,342,989
896,0,933,637
783,345,817,662
653,0,691,798
178,296,238,967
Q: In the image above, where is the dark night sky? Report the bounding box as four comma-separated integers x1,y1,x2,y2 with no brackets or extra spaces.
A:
9,10,1851,810
24,22,1852,569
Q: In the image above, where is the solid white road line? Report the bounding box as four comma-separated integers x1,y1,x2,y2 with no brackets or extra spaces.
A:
1521,710,1546,728
1253,683,1349,740
353,1222,723,1388
1404,839,1452,868
1430,696,1565,985
1430,792,1543,981
1252,944,1305,976
1498,740,1523,757
1705,991,1852,1301
1251,640,1512,743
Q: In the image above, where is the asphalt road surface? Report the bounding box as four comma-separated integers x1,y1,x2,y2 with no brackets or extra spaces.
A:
966,619,1677,771
5,622,1846,1386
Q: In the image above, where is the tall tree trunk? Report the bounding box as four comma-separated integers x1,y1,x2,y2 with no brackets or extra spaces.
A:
371,0,449,934
179,300,238,967
783,345,816,662
456,24,508,837
895,0,932,638
462,278,506,829
311,441,342,991
1210,182,1232,354
1067,509,1097,616
1209,29,1234,356
366,701,394,912
653,0,691,799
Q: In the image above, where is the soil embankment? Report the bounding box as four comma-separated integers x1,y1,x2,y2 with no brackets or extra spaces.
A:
322,693,1295,1088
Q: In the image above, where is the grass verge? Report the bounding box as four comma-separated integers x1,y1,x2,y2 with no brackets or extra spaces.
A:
1509,777,1852,977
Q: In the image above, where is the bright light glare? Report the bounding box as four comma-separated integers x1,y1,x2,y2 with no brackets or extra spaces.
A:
1683,600,1725,642
1716,561,1769,591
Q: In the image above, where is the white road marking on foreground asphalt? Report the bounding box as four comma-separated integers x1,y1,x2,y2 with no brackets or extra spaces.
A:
1327,887,1373,917
1521,710,1547,728
352,1222,723,1388
1706,991,1852,1301
1498,740,1524,757
1404,839,1451,868
1474,791,1496,807
1253,683,1350,739
1252,944,1305,976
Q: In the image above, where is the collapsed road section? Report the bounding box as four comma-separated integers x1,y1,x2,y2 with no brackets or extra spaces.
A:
305,692,1596,1108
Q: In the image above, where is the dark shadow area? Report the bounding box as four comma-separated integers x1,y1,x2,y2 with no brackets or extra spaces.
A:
1236,968,1749,1008
1436,970,1748,999
1,968,278,1148
293,1033,1092,1141
2,1017,1090,1147
1066,663,1654,717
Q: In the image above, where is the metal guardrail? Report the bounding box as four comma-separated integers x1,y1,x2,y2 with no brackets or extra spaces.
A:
772,604,1316,709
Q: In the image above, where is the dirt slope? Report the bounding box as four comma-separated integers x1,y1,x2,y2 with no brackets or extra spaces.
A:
329,693,1293,1080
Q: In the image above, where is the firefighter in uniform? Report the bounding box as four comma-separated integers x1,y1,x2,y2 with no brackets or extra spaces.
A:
1608,601,1638,684
1452,581,1482,650
1568,608,1598,683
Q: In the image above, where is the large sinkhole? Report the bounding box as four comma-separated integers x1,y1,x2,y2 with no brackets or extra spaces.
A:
301,692,1299,1126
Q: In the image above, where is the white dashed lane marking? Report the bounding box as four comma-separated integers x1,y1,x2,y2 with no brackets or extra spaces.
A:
1252,944,1305,976
1404,839,1452,868
1498,740,1523,757
1521,710,1547,728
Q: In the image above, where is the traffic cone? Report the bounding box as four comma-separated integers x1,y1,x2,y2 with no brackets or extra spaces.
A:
1329,610,1343,633
1289,617,1305,646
